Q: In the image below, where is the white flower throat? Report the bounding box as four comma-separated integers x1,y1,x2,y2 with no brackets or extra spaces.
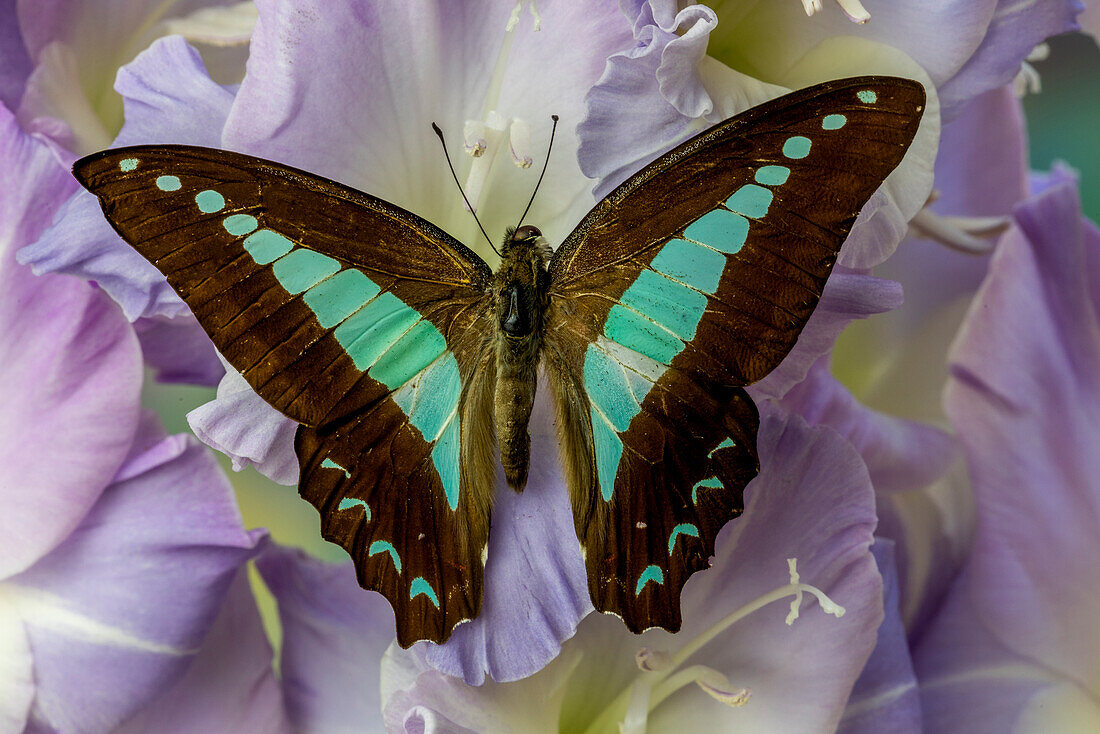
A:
459,0,543,222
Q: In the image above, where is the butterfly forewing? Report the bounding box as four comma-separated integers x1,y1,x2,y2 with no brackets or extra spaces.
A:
545,76,925,630
74,147,497,645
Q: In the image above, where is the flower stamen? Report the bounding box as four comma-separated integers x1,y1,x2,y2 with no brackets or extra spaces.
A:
507,0,542,32
1014,43,1049,97
509,118,534,168
910,207,1010,255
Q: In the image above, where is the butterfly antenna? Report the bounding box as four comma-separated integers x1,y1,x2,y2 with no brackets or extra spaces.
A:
515,114,559,231
431,122,500,257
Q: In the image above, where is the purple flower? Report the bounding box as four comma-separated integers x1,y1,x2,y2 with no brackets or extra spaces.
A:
2,14,276,727
913,178,1100,731
0,136,267,724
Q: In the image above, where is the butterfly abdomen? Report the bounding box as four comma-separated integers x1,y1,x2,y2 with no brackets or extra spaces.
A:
492,230,552,490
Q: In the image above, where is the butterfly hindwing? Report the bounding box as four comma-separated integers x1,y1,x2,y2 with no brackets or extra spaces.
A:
74,146,497,644
544,76,925,630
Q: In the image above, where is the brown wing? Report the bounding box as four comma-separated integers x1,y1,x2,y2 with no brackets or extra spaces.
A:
75,146,497,644
543,77,925,631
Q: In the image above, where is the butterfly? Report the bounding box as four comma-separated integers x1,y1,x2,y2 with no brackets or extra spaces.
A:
74,76,924,646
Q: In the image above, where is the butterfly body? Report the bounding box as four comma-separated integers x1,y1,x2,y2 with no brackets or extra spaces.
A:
491,225,552,489
74,76,925,646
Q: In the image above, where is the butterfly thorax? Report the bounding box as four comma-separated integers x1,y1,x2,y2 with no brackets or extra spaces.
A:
492,225,551,490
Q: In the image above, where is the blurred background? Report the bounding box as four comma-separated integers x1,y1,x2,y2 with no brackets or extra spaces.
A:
143,30,1100,646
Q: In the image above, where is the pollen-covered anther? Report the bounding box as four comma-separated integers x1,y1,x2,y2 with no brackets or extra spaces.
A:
1014,43,1049,97
801,0,870,23
463,120,488,157
460,111,507,212
509,118,534,169
697,676,752,708
635,647,672,672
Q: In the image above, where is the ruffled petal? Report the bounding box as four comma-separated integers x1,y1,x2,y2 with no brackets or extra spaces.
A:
254,544,395,734
424,386,591,685
8,412,264,733
114,570,291,734
577,2,784,199
837,542,921,734
938,0,1083,115
944,181,1100,691
0,105,143,578
19,36,234,322
187,363,299,484
135,315,224,386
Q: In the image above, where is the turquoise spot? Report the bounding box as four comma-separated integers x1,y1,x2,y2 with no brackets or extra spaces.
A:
635,565,665,595
668,523,700,554
272,249,341,294
369,319,447,390
754,165,790,186
402,354,462,442
692,476,722,503
432,419,461,511
620,270,708,341
726,184,773,219
119,158,138,172
649,239,725,294
783,136,812,159
156,175,181,191
410,577,441,608
243,229,295,265
195,189,225,213
584,345,642,432
604,306,683,366
337,498,370,519
223,213,258,236
368,540,401,573
590,407,623,501
303,268,381,327
709,437,735,457
683,209,749,254
822,114,847,130
857,90,877,104
321,457,351,478
335,292,420,371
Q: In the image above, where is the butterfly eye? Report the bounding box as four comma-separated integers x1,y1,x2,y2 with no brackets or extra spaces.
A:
515,225,542,241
